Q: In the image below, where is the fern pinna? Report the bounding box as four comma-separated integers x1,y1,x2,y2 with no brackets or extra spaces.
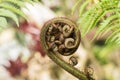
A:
74,0,120,46
0,0,38,30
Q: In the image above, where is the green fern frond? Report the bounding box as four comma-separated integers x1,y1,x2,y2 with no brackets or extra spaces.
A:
93,14,120,39
71,0,82,15
79,0,90,16
77,0,120,45
0,9,19,26
0,3,26,19
106,28,120,44
1,0,25,8
101,20,120,37
79,4,120,36
0,17,7,28
0,0,38,28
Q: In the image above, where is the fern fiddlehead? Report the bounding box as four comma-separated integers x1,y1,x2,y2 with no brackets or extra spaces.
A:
40,17,92,80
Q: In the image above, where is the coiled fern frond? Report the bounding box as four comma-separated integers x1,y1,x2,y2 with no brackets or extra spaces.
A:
0,0,38,29
74,0,120,46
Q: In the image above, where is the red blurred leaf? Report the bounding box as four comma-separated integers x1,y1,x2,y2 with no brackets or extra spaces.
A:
19,21,46,56
4,56,28,77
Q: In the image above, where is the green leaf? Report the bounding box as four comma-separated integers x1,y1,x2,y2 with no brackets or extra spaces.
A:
93,14,120,39
0,9,19,26
79,0,90,16
76,0,120,46
106,28,120,44
101,21,120,37
82,8,120,37
0,17,7,28
15,31,26,45
71,0,82,15
78,1,120,34
1,0,25,8
23,0,35,4
0,3,27,19
0,0,39,29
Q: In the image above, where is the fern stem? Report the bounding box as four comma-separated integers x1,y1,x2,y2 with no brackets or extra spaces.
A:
46,50,88,80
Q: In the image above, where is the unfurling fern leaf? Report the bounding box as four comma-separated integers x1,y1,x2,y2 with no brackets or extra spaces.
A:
77,0,120,45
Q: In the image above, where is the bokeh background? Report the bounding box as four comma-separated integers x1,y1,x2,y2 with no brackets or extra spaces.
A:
0,0,120,80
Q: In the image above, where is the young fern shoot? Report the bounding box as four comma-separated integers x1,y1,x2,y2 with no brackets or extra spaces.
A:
40,17,94,80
